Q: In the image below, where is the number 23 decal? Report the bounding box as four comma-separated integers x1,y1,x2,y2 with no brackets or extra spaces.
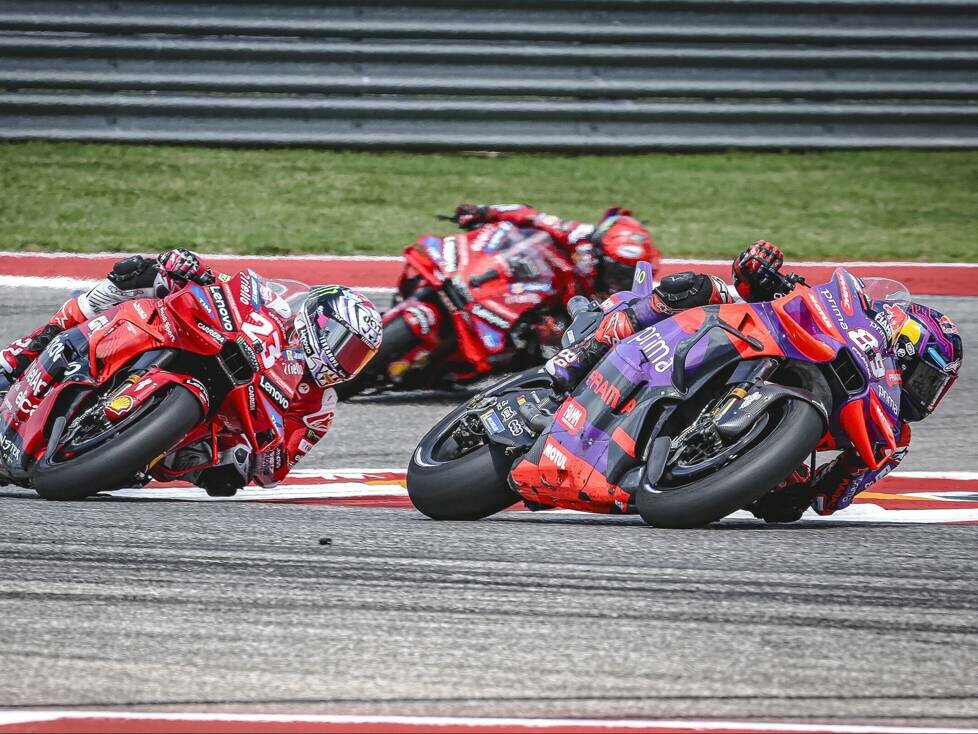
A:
241,313,282,369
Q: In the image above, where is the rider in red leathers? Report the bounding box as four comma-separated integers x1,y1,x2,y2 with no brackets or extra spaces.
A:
545,240,963,522
454,202,661,297
0,249,381,495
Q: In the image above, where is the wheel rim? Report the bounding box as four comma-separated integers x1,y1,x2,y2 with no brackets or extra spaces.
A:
663,405,780,484
50,389,168,464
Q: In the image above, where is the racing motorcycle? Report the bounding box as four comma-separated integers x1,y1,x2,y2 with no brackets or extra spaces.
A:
408,262,913,527
0,271,310,500
337,215,585,397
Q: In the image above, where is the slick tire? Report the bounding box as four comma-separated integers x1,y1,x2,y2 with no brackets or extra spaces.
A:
408,438,517,521
31,386,203,501
637,399,823,529
407,368,550,520
335,316,419,400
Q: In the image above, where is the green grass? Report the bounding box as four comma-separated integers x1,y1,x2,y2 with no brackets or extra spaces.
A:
1,142,975,261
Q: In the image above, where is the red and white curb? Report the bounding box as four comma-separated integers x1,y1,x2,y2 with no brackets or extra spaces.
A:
1,712,976,734
2,251,977,296
97,469,978,524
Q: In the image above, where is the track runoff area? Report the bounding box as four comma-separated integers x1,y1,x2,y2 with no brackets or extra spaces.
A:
1,253,977,734
2,252,976,526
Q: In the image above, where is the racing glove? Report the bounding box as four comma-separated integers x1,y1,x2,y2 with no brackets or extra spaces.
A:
595,307,639,346
157,248,213,286
732,240,784,302
453,203,490,229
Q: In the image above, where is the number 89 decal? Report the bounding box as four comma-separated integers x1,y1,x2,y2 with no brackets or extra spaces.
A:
847,328,886,379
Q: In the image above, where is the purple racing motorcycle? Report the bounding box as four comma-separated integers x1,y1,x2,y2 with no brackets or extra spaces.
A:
407,262,912,527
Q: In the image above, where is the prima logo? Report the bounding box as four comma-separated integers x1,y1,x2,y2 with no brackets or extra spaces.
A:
820,288,849,331
634,326,673,373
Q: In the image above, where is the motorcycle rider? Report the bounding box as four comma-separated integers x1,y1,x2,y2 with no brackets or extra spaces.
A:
453,202,660,296
0,248,382,495
545,240,963,522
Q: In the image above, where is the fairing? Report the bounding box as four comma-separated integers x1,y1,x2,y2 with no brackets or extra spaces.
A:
386,222,584,384
0,270,307,488
507,267,909,513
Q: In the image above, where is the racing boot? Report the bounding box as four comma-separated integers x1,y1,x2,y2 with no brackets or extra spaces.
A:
196,441,253,497
748,464,814,523
544,335,611,395
0,323,65,388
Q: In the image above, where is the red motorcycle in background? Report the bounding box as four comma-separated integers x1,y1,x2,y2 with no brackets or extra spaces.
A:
338,216,591,397
0,270,309,500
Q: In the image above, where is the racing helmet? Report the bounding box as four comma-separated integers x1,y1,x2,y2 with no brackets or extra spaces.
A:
893,303,962,422
591,208,659,293
294,286,382,387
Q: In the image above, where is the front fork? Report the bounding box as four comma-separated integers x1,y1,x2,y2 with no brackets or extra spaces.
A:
712,358,780,423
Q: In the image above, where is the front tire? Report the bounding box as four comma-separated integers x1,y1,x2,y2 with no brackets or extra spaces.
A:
637,399,823,528
31,386,203,501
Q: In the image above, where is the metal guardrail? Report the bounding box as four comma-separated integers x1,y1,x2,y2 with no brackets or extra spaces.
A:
1,0,976,150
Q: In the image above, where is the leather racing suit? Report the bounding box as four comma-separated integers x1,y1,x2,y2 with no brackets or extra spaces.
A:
0,251,336,492
546,241,913,521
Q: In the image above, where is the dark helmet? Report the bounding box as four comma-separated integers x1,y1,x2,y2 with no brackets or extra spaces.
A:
591,207,659,293
894,303,962,422
293,286,382,387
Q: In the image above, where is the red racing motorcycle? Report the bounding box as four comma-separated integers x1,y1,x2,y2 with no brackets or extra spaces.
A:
0,271,309,500
339,216,588,397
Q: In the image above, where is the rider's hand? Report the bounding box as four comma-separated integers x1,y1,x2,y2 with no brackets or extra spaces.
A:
454,203,488,230
732,240,784,302
595,307,639,346
158,248,212,285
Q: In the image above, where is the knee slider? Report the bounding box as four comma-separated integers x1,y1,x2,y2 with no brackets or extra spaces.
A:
654,272,712,309
108,255,155,289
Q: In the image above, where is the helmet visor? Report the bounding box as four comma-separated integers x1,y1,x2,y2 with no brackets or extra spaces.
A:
903,347,955,415
323,324,377,381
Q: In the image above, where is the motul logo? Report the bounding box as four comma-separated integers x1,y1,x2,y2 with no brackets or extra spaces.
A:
543,442,568,470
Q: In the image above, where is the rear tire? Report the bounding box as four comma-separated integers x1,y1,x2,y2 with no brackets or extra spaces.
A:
408,440,517,521
30,386,203,501
637,399,823,528
335,315,420,399
407,368,550,520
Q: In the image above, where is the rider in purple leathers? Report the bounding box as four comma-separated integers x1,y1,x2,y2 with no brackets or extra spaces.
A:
546,240,963,522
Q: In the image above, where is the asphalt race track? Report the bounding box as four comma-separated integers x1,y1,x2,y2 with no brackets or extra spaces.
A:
1,285,977,726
